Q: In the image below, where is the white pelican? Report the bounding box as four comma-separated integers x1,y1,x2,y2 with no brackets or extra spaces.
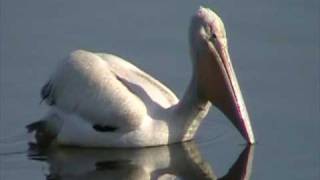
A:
27,7,255,148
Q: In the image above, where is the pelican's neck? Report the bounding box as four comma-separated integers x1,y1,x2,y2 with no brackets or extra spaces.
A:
170,71,211,141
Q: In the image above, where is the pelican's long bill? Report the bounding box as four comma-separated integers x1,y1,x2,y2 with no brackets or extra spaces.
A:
195,7,255,144
208,41,255,144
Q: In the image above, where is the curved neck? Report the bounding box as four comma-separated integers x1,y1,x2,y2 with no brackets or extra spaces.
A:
169,70,211,142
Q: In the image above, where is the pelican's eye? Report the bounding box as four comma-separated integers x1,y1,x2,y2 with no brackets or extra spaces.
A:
212,33,217,39
210,33,217,41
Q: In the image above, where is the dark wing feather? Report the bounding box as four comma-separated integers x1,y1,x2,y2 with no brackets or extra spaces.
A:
92,124,118,132
41,80,55,105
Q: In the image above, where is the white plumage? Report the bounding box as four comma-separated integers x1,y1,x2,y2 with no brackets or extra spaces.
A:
29,7,255,148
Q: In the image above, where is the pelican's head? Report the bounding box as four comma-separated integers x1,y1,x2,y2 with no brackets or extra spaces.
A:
190,7,255,144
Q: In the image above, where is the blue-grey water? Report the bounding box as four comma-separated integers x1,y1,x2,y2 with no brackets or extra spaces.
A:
0,0,319,179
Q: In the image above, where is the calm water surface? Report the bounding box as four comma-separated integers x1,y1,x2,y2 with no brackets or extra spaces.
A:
0,0,319,179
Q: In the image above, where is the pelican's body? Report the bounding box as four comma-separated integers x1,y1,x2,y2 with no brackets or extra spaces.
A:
40,50,209,147
28,7,255,148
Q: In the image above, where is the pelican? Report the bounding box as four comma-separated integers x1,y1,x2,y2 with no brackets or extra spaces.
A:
27,6,255,148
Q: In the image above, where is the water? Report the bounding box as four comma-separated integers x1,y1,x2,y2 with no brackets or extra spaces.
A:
0,0,319,179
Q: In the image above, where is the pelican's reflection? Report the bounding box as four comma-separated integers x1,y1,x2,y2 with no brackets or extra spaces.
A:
28,142,254,180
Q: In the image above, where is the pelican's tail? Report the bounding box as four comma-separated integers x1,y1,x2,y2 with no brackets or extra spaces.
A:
26,113,62,148
0,113,62,156
0,120,55,146
25,119,59,148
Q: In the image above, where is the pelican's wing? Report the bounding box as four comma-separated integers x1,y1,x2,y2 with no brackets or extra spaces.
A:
96,53,178,109
41,50,177,132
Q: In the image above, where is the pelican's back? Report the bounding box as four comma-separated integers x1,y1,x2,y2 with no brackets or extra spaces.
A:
43,50,178,132
45,50,148,130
